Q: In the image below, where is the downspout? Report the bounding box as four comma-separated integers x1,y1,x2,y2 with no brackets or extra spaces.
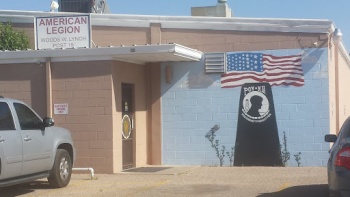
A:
333,28,342,133
46,58,52,117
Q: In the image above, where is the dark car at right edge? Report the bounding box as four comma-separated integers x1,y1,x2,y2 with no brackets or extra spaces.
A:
325,116,350,197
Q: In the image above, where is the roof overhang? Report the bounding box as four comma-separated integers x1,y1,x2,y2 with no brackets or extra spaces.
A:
0,44,202,65
0,10,335,34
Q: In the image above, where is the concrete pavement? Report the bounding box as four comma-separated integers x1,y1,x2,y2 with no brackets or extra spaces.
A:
0,166,328,197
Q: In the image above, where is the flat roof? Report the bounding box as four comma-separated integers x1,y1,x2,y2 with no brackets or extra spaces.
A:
0,44,203,64
0,10,335,34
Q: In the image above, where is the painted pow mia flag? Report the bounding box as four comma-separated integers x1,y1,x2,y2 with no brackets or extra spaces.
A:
234,83,283,166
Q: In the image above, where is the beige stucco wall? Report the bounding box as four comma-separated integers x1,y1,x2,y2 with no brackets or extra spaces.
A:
0,63,46,117
328,43,337,135
0,59,159,174
9,20,328,54
147,63,162,165
161,29,328,53
92,26,150,47
51,60,114,173
112,61,152,171
86,25,328,54
328,41,350,135
337,48,350,128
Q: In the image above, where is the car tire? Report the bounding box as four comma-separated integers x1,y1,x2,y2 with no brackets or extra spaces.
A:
48,149,72,188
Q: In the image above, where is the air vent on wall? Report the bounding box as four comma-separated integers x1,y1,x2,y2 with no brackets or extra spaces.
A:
205,53,226,73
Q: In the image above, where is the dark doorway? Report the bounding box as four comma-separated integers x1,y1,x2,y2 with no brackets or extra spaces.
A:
122,83,135,169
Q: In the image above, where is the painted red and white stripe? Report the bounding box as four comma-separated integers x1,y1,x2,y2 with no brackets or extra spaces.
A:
221,53,304,88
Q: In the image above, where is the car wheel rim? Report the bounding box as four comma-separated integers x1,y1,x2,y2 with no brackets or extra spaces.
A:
59,157,69,180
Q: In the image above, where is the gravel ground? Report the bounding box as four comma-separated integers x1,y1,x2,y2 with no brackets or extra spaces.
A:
0,166,328,197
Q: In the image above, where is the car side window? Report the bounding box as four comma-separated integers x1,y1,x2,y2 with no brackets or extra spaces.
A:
14,103,42,130
0,102,15,130
345,119,350,138
339,118,350,140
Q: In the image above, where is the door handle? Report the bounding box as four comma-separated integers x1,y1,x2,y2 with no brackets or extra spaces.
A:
0,137,4,143
24,136,32,142
131,116,134,130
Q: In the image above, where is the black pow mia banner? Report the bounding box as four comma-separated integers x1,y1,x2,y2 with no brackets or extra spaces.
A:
234,83,282,166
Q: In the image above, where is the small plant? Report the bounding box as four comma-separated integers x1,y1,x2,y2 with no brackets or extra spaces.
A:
226,146,235,167
206,125,220,146
206,125,226,167
281,131,290,166
0,22,30,51
217,143,226,167
294,152,302,167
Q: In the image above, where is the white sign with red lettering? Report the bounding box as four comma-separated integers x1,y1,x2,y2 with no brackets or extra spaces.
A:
35,15,91,50
54,104,69,115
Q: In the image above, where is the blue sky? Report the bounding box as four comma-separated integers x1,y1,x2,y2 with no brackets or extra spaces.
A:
1,0,350,49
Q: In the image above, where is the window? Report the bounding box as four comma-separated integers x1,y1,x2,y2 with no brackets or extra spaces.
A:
337,118,350,140
14,103,42,130
344,118,350,138
0,102,15,130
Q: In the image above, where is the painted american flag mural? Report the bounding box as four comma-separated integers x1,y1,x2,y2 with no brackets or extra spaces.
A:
221,52,304,88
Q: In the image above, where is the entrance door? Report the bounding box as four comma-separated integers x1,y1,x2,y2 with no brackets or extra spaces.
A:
121,83,135,169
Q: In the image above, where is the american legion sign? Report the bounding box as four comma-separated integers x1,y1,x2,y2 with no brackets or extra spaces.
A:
35,15,91,50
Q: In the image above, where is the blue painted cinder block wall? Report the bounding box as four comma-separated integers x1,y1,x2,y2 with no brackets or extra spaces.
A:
161,48,329,167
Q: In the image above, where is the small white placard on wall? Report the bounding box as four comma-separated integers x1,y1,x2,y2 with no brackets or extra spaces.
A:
54,103,69,115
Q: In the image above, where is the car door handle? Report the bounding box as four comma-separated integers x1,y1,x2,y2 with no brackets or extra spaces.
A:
24,136,32,141
0,137,4,143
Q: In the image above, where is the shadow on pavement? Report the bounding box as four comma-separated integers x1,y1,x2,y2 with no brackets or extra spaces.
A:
0,180,51,197
257,184,329,197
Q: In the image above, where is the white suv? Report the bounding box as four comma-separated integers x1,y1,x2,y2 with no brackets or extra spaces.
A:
0,97,75,188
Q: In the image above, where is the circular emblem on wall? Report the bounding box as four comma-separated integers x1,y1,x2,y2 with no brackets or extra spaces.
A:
242,91,271,123
122,115,132,139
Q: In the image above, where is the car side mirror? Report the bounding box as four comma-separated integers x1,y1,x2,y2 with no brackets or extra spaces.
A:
43,117,55,127
325,134,337,142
